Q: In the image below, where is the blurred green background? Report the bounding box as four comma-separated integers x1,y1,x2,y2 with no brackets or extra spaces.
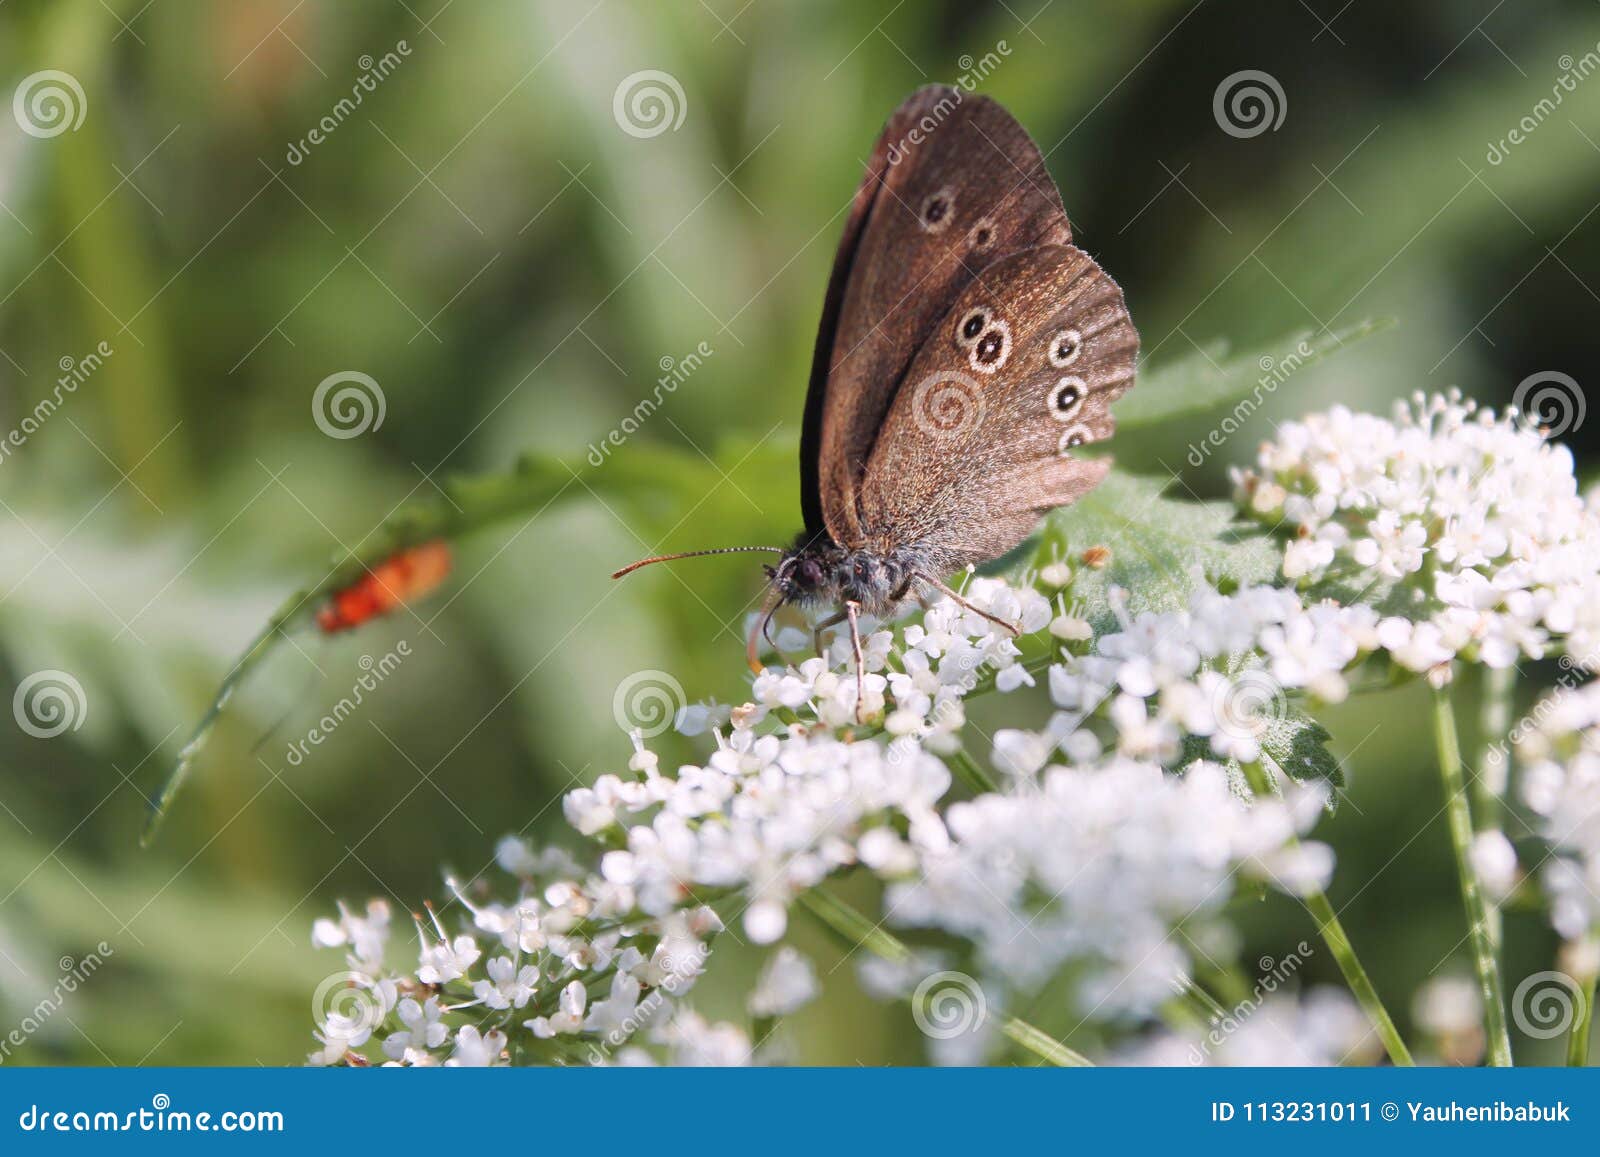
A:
1,0,1596,1065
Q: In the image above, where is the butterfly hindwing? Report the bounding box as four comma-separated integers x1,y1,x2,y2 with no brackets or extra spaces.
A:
854,243,1138,570
802,85,1074,547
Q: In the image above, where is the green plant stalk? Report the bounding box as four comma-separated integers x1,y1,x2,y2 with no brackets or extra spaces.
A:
1476,666,1515,952
1434,689,1513,1066
950,748,1000,795
796,888,1093,1067
1242,761,1414,1066
1568,973,1597,1067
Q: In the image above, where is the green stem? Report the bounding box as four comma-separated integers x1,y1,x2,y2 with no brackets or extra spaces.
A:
796,888,908,964
1476,667,1515,953
950,748,1000,795
1476,667,1515,832
1301,889,1414,1066
1241,761,1414,1066
797,888,1093,1067
1434,689,1512,1066
1567,972,1596,1067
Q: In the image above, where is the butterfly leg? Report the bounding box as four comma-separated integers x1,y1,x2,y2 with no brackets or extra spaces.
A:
914,572,1021,636
844,599,867,724
812,609,848,659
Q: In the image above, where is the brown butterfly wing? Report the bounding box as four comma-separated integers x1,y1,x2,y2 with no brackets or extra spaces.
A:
801,85,1073,546
855,244,1137,570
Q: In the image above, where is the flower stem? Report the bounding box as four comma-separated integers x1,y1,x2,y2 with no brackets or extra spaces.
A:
1434,688,1513,1066
1476,666,1515,952
796,887,1093,1067
1567,972,1596,1067
950,748,1000,795
1241,760,1414,1066
1301,888,1414,1066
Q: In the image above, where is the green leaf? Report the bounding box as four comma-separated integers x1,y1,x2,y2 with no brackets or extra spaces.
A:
1036,469,1280,631
1113,319,1392,430
1261,709,1345,799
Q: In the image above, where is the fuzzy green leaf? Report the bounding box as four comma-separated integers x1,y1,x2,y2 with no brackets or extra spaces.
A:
1036,469,1280,631
1261,709,1345,797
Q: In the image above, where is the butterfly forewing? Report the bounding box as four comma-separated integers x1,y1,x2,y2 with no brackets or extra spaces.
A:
854,243,1138,569
802,85,1074,547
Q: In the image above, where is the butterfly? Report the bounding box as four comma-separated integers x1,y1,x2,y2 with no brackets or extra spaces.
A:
614,85,1138,716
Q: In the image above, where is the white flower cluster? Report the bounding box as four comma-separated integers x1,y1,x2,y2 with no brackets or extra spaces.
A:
566,726,951,946
887,758,1330,1014
1233,391,1600,673
1515,682,1600,944
1043,576,1377,770
308,575,1352,1066
307,840,747,1067
748,577,1053,742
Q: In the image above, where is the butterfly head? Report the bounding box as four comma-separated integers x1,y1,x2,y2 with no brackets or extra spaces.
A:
770,535,917,615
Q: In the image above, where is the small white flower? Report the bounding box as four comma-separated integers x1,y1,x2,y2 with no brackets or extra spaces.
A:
473,956,541,1010
446,1025,506,1067
748,947,819,1018
417,935,481,985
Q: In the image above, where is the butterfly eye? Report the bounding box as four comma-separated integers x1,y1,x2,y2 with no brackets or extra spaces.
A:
1049,328,1083,368
1057,424,1092,455
968,320,1012,374
1049,376,1086,420
956,308,989,347
969,217,997,252
919,188,955,233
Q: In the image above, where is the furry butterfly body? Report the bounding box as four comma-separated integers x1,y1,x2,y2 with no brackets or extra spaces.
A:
616,85,1138,703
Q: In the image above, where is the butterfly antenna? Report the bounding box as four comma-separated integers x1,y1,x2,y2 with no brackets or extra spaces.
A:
612,545,786,580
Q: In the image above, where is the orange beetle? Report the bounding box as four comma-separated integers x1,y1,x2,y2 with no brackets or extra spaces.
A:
316,540,453,633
